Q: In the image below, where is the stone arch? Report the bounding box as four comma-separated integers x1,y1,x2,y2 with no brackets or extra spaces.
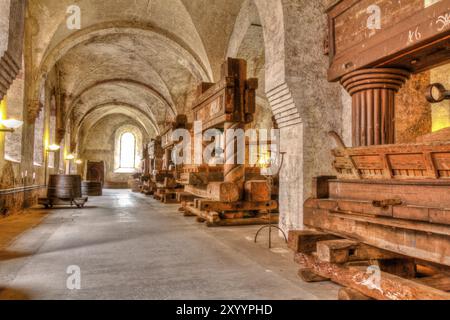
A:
29,21,214,121
114,125,143,172
227,0,301,129
66,79,176,126
75,102,159,150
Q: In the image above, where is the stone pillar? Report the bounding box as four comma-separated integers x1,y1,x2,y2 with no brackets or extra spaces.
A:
0,0,26,101
341,68,410,146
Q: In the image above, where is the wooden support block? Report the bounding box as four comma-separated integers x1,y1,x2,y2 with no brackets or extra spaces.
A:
311,176,336,199
295,253,450,300
206,215,278,228
206,182,240,202
298,268,329,282
338,287,373,300
184,203,196,217
288,230,340,254
303,205,450,266
317,239,401,264
244,180,271,202
179,172,223,185
198,200,277,212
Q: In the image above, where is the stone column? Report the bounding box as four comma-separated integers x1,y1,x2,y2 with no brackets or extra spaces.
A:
341,68,410,146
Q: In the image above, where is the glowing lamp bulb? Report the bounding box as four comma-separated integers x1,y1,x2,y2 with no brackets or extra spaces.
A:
47,144,61,152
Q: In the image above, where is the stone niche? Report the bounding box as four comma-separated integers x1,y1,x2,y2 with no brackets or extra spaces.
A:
79,114,147,188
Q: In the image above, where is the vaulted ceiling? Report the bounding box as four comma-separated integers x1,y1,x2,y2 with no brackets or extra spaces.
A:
27,0,246,144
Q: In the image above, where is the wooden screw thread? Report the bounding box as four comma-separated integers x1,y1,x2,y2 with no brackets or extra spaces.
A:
224,121,245,198
341,68,410,147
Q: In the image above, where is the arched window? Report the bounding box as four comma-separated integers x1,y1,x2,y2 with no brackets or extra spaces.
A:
119,132,136,169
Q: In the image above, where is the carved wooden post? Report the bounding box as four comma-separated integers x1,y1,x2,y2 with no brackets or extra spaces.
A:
224,121,245,198
341,68,410,146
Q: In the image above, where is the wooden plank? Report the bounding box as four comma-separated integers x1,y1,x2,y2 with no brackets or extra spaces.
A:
178,171,223,186
244,180,271,202
198,200,277,212
328,179,450,208
295,253,450,300
287,230,340,254
206,182,240,202
207,215,278,227
316,239,401,264
303,205,450,266
298,268,329,282
327,0,450,80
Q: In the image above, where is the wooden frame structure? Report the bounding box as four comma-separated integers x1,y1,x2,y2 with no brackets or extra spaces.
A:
288,0,450,300
183,58,278,227
153,116,188,203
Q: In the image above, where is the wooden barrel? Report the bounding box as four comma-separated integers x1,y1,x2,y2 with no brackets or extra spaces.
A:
47,175,82,199
81,181,102,196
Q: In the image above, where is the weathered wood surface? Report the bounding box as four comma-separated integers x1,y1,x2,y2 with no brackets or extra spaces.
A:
178,171,224,186
185,182,240,202
416,127,450,143
332,141,450,179
327,179,450,209
197,199,277,212
185,204,278,227
295,253,450,300
303,202,450,266
244,180,271,202
287,230,340,254
298,268,329,283
316,239,401,264
306,197,450,226
47,175,82,199
327,0,450,81
192,58,257,130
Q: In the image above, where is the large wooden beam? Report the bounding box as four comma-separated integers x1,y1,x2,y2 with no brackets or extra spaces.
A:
244,180,271,202
303,205,450,266
316,239,401,264
198,200,277,212
288,230,340,254
295,253,450,300
206,182,240,202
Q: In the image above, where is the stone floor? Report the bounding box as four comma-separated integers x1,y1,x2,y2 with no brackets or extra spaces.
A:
0,189,339,300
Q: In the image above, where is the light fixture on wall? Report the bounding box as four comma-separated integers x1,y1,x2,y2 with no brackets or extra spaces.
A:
75,159,83,165
0,119,24,132
65,154,75,160
47,144,61,152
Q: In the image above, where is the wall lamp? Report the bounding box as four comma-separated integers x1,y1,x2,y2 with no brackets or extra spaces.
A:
0,119,24,132
47,144,61,152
